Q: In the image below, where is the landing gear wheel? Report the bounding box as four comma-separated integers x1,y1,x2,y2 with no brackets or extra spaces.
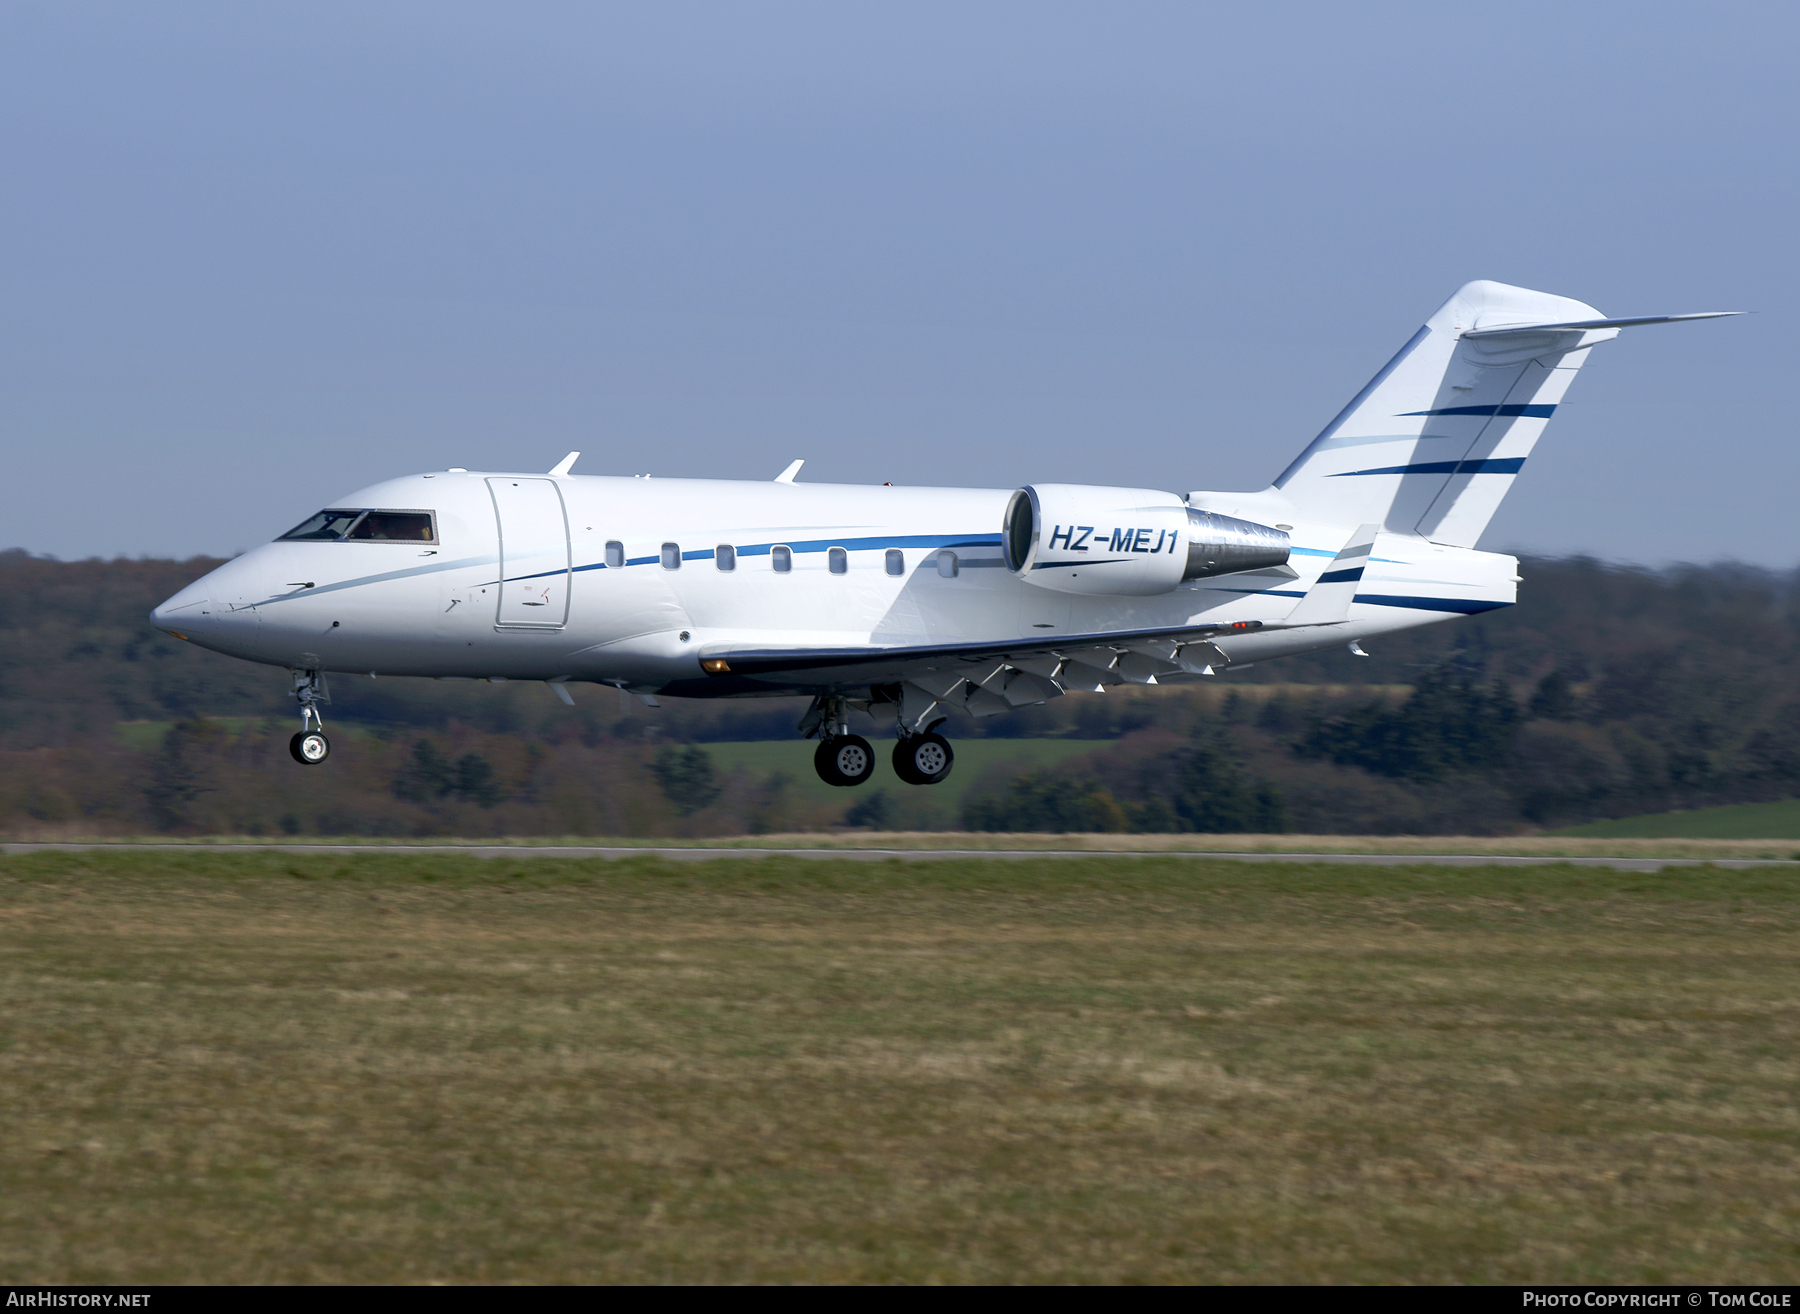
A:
814,734,875,787
893,732,953,785
289,730,331,765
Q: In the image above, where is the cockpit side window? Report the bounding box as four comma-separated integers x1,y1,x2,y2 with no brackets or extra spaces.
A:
347,511,437,542
278,510,364,541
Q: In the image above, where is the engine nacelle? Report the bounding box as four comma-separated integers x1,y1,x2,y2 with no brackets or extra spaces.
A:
1003,484,1290,596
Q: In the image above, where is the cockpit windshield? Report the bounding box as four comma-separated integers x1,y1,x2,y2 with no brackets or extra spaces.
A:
347,511,435,541
277,509,437,543
279,510,365,541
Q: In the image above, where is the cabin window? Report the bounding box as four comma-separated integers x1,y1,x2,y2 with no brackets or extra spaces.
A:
605,541,624,569
346,510,436,542
716,544,736,571
885,549,904,576
936,549,959,578
828,547,848,575
278,510,364,541
661,542,681,570
771,545,792,573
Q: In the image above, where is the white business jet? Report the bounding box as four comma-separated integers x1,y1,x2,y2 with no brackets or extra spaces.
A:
151,281,1734,785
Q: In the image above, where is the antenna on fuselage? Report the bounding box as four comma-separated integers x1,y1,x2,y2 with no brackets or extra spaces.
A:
774,459,804,483
549,451,581,476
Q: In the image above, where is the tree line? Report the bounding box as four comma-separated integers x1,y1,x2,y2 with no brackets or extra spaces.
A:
2,548,1798,835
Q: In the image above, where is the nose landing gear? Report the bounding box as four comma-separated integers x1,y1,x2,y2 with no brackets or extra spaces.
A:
287,668,332,765
290,728,331,764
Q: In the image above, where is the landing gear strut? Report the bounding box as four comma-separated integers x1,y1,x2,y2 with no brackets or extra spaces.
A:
801,694,876,787
288,668,332,765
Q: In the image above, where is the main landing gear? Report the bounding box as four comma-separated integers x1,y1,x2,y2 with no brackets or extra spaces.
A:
892,731,954,785
815,735,875,787
288,668,332,765
802,694,954,788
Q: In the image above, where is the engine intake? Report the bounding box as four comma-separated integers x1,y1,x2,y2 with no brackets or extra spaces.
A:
1003,484,1289,596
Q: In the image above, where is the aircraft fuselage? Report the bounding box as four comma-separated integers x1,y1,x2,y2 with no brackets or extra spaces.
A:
152,469,1514,700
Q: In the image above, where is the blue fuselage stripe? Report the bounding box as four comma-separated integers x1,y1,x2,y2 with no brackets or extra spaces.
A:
553,532,1003,581
1214,588,1510,614
1355,594,1512,614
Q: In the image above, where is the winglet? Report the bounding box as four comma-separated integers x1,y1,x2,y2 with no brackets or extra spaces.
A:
1281,524,1379,627
549,451,580,476
774,459,804,483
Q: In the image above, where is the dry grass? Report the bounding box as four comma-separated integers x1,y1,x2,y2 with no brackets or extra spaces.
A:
2,851,1798,1284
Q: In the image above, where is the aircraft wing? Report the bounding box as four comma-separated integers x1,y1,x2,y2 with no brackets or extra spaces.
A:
676,524,1389,727
681,618,1266,725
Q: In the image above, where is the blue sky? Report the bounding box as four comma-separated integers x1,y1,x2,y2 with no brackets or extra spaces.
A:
1,1,1791,564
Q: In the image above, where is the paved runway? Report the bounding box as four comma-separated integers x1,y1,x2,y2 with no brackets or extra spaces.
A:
3,842,1796,871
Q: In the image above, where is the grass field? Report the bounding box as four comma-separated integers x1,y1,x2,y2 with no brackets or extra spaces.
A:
3,851,1798,1284
113,717,379,752
1552,798,1800,840
114,716,268,751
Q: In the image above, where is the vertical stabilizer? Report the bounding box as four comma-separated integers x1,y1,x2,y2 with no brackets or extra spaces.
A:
1269,280,1613,547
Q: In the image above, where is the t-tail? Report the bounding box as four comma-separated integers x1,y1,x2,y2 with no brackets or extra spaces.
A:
1242,280,1737,547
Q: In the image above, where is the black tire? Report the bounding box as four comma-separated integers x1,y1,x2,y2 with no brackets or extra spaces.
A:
813,738,844,785
892,738,924,785
814,734,874,787
289,730,330,765
894,732,953,785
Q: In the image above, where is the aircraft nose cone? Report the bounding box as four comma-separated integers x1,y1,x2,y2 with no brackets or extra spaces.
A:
151,579,212,634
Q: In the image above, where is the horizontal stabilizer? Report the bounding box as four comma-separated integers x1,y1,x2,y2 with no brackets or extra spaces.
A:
1463,311,1740,338
1281,524,1379,627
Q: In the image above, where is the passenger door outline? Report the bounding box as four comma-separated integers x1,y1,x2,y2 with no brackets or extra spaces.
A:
488,477,572,629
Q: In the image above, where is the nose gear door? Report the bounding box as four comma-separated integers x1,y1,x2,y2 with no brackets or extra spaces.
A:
488,477,571,628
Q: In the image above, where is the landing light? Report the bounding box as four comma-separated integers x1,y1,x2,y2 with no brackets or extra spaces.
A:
701,658,732,675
